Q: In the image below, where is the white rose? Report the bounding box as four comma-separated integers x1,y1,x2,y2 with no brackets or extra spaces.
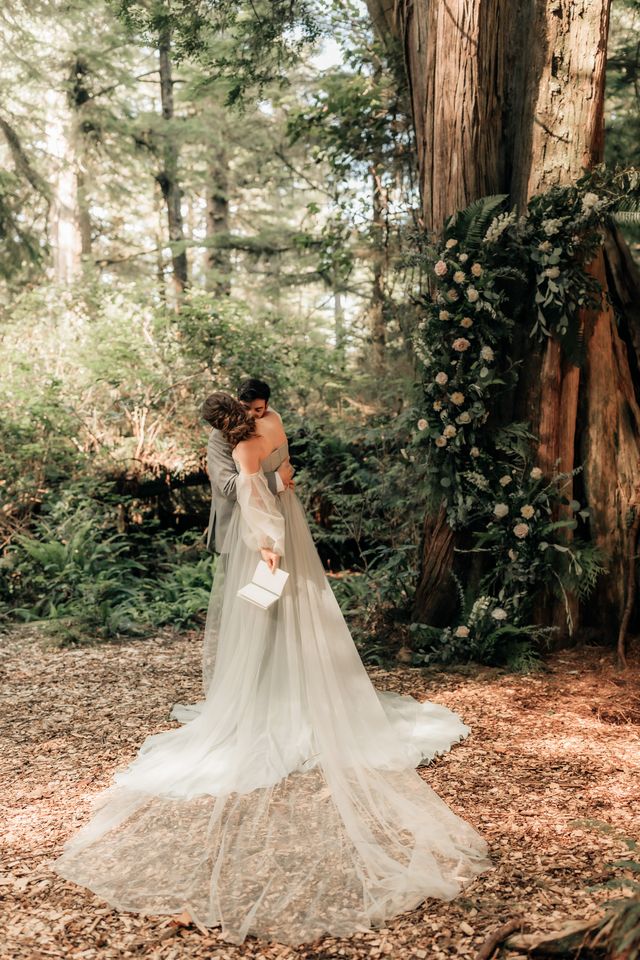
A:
453,270,466,284
521,504,535,519
445,238,458,249
435,436,447,448
460,316,473,328
452,338,471,352
530,466,543,480
513,523,530,539
494,503,509,518
471,263,483,277
491,607,508,621
450,391,465,405
582,191,599,211
457,411,471,424
466,286,480,303
480,345,494,361
433,400,442,411
435,371,449,386
417,418,428,431
499,475,512,487
470,446,480,458
542,218,562,237
434,260,448,277
455,625,470,638
443,424,457,438
439,310,450,320
459,253,469,263
545,266,560,279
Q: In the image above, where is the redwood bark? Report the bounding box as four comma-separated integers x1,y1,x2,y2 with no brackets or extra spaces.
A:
157,23,188,298
369,0,640,643
205,146,231,295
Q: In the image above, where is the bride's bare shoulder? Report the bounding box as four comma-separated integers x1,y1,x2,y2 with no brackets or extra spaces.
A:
233,437,262,473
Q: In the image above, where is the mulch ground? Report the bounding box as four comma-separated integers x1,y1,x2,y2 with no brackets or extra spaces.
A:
1,627,639,960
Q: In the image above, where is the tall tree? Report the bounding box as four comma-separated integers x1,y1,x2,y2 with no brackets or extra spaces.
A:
367,0,640,642
157,17,188,297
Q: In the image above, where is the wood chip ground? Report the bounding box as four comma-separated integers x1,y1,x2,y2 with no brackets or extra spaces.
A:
2,627,639,960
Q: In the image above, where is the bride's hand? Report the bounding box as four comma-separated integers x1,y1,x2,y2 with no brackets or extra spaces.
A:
260,548,280,572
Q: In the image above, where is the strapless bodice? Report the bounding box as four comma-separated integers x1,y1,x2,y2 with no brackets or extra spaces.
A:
260,440,289,473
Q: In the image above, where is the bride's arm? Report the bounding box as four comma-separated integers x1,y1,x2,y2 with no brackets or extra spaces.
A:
234,442,285,562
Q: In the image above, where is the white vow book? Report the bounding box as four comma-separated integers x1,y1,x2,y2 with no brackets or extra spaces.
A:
237,560,289,609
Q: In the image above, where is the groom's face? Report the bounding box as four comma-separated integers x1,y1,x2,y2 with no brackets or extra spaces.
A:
244,399,268,419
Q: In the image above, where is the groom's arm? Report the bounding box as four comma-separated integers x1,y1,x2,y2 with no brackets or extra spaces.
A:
207,430,281,499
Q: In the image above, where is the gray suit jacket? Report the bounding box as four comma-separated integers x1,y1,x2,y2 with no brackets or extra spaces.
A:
205,428,279,554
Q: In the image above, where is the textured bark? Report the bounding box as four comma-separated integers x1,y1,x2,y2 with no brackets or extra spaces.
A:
380,0,511,231
369,162,387,370
370,0,640,643
157,24,188,298
205,146,231,296
413,503,456,624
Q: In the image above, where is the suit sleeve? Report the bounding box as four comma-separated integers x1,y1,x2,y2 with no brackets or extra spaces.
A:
207,431,238,501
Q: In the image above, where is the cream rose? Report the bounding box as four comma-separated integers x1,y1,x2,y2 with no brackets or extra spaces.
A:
417,418,428,431
460,316,473,328
435,436,447,448
471,263,483,277
520,504,535,519
466,286,480,303
513,523,529,539
434,260,448,277
452,338,471,352
455,625,470,638
435,371,449,385
493,503,509,518
443,424,457,438
450,391,465,405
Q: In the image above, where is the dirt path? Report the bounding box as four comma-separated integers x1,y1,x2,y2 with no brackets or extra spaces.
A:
2,629,639,960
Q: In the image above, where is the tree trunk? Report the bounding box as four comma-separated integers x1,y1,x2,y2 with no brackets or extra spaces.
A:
369,161,387,371
46,86,82,283
369,0,640,643
205,145,231,295
157,22,188,299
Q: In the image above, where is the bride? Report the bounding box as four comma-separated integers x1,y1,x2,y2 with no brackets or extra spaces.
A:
53,393,489,945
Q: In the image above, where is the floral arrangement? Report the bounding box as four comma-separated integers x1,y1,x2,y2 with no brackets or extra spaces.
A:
409,169,636,666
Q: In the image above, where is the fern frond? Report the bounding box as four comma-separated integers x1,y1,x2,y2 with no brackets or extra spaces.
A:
446,194,509,248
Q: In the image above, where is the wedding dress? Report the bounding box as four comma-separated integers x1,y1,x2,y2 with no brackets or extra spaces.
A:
52,440,489,945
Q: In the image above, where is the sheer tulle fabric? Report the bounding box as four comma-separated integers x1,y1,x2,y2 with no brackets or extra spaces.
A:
53,449,489,945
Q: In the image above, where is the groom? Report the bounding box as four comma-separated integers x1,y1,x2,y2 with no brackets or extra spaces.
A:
203,378,293,554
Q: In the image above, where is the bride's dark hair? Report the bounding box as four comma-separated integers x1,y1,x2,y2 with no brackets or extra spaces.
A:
201,392,256,446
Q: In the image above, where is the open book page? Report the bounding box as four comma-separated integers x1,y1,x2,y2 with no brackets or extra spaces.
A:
237,560,289,609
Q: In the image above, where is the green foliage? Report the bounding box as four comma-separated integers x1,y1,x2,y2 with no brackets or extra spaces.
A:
1,487,215,643
407,172,637,664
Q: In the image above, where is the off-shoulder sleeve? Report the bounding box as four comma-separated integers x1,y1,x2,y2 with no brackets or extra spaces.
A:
235,468,286,556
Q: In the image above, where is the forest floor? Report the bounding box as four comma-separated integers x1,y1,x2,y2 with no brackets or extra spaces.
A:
2,627,639,960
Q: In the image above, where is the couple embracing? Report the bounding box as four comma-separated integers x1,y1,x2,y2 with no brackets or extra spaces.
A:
53,377,490,946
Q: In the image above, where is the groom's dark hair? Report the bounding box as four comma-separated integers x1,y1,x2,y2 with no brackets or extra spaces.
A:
237,378,271,403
